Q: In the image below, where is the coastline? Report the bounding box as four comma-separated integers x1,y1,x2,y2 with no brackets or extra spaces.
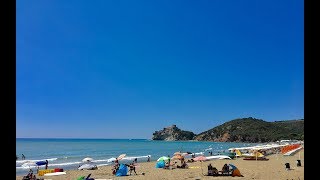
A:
16,149,304,180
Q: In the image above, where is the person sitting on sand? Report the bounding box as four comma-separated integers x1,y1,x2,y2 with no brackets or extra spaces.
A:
221,163,230,175
177,161,188,169
163,161,170,169
129,163,137,175
208,164,213,175
212,167,219,175
112,163,120,175
187,158,194,163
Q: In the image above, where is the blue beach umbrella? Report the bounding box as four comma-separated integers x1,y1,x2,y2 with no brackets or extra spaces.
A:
229,164,237,170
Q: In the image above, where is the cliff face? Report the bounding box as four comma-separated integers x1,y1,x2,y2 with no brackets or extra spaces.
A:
152,125,195,141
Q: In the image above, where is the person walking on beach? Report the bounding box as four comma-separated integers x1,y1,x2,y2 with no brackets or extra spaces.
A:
22,154,25,160
134,158,137,163
147,156,150,162
45,160,48,169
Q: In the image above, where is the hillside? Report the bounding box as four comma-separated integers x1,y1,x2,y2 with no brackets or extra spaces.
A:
194,117,304,143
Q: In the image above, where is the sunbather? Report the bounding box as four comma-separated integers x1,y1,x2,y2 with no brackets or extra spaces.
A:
221,163,230,175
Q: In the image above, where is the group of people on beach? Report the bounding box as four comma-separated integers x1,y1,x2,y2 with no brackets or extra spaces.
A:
163,155,189,170
111,158,138,176
207,163,242,177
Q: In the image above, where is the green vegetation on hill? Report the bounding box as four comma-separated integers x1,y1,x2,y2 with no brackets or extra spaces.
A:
152,117,304,143
194,117,304,143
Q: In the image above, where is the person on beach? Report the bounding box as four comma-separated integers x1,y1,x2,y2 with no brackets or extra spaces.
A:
129,163,137,175
221,164,230,175
147,156,150,162
177,161,188,169
115,158,119,164
134,158,137,163
164,161,170,169
45,160,48,169
112,163,120,175
22,154,25,160
208,163,213,175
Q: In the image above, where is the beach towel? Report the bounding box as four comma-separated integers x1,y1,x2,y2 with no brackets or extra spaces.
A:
76,176,85,180
189,166,201,169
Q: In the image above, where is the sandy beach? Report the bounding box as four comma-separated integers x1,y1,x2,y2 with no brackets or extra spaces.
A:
16,149,304,180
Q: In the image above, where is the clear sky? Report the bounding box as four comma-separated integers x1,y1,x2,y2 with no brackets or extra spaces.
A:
16,0,304,139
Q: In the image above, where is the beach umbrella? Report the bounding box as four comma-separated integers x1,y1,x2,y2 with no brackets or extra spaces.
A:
108,157,117,162
173,152,182,155
21,161,37,168
157,156,170,162
82,157,94,163
117,154,126,160
193,156,207,161
181,152,189,156
171,154,184,160
229,164,237,170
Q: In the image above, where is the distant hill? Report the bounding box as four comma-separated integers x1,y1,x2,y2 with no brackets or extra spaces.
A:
151,117,304,143
194,117,304,143
152,125,195,141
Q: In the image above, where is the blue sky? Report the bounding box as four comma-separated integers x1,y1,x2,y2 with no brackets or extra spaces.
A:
16,0,304,139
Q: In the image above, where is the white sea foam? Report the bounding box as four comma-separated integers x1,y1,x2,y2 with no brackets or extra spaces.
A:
16,158,58,164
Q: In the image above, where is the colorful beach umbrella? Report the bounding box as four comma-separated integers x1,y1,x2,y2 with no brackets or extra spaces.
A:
171,154,184,160
117,154,126,160
157,156,170,161
82,157,93,163
193,156,207,161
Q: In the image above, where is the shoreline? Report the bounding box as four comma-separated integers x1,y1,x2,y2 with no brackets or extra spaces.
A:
16,149,304,180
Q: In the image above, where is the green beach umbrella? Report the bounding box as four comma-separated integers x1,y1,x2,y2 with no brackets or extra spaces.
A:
157,156,170,162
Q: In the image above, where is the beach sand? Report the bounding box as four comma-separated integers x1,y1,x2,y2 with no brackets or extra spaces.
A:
16,149,304,180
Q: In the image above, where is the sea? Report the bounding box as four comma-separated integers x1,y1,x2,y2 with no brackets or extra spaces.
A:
16,138,258,176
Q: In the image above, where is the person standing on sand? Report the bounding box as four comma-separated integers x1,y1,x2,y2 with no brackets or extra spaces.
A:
129,163,137,175
45,160,48,169
147,156,150,162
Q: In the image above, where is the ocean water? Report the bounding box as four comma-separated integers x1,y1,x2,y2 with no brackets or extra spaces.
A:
16,138,257,176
